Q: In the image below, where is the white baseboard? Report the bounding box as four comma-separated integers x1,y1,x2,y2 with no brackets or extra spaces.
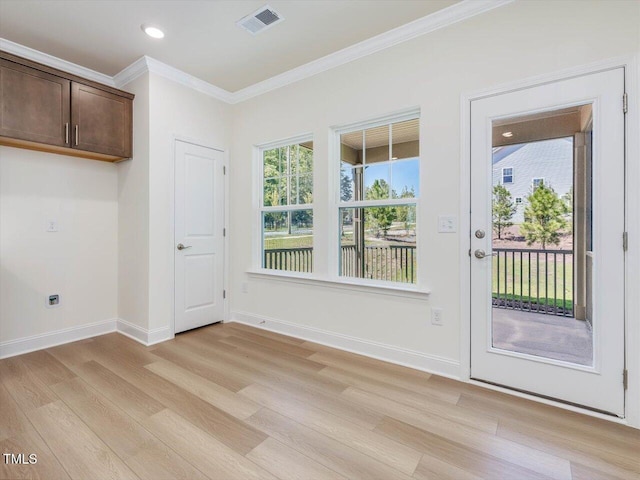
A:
230,311,460,379
0,318,117,359
116,318,173,346
0,317,175,359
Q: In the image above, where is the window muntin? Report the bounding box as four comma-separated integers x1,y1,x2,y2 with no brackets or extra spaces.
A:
515,197,523,204
532,177,544,188
337,115,419,285
260,139,313,273
502,167,513,184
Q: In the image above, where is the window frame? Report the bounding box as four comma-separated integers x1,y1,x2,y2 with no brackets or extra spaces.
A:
330,108,424,292
502,167,514,184
532,177,545,188
255,133,314,276
515,196,523,204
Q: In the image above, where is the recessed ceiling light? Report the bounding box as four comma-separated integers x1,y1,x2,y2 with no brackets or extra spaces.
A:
502,131,513,138
141,24,165,39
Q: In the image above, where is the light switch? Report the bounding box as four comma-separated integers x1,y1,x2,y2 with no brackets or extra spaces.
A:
438,215,457,233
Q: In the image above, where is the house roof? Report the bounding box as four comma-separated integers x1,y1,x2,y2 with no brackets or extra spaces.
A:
493,137,573,176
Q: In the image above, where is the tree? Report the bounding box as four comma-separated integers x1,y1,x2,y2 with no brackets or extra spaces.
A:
365,179,396,237
340,163,353,201
561,186,574,235
492,185,516,239
521,183,568,249
396,186,416,232
262,144,314,232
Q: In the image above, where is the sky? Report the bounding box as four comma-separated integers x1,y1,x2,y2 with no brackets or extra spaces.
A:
363,157,420,197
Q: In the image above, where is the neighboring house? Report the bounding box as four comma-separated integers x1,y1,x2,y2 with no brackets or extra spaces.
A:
492,137,573,223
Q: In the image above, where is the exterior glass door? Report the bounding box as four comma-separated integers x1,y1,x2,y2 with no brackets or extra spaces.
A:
470,69,625,416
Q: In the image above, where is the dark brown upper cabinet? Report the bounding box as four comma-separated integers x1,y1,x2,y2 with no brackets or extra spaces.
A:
72,82,132,158
0,51,133,162
0,59,71,147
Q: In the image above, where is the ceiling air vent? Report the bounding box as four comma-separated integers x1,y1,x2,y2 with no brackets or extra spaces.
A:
236,5,284,35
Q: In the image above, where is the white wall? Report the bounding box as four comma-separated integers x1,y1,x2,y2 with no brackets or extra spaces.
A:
147,73,231,333
116,72,231,340
149,74,230,335
229,1,640,371
0,147,118,350
118,73,150,331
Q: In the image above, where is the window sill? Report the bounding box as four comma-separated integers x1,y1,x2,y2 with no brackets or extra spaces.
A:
247,269,430,300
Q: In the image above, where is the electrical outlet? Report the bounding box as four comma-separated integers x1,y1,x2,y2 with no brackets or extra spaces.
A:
46,294,60,308
241,282,249,293
431,307,444,326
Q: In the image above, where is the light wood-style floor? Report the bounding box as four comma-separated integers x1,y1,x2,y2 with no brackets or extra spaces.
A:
1,322,638,480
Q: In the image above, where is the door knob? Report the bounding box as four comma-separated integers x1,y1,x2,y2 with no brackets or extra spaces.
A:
177,243,192,250
475,229,485,239
474,249,496,259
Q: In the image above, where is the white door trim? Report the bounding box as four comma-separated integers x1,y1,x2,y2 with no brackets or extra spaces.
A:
459,55,640,428
170,134,229,338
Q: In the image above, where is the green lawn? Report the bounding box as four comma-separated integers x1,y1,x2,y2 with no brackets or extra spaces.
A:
263,234,313,250
492,252,573,310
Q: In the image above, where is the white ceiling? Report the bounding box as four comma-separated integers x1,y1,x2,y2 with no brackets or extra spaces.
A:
0,0,458,92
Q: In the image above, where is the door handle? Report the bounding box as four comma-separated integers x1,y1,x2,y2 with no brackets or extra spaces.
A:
75,125,79,146
474,249,497,259
177,243,192,250
65,123,69,145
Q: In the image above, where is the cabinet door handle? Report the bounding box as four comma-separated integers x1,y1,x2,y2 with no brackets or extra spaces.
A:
65,123,69,145
75,125,79,146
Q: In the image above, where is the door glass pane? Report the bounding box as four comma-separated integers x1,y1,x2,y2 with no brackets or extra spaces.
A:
490,104,593,366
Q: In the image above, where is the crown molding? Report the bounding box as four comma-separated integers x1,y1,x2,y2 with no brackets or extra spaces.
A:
113,55,234,103
112,56,148,87
0,37,115,87
1,0,512,104
229,0,514,103
146,57,234,103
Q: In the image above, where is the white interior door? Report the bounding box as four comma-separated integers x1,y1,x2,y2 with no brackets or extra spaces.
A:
470,69,626,416
175,140,225,334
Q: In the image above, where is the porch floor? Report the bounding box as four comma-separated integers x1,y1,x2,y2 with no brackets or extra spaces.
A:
492,308,593,366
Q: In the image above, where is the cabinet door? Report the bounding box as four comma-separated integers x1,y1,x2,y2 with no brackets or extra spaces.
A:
0,59,70,146
71,82,132,158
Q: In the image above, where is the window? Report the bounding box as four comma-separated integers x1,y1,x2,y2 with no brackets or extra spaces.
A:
515,197,523,204
260,138,313,273
502,167,513,184
532,177,544,188
337,112,419,285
